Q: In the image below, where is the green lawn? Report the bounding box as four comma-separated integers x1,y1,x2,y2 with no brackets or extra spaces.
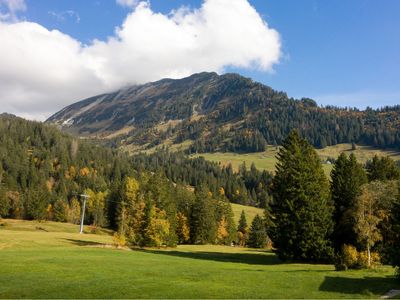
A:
0,219,399,299
192,143,400,177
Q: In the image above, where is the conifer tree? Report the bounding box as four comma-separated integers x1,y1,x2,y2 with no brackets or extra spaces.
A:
0,187,10,218
190,186,217,244
270,131,334,262
366,155,400,182
238,210,247,233
331,153,367,251
24,187,48,220
53,199,67,222
247,214,267,248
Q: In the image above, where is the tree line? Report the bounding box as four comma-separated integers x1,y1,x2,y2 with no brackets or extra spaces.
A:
267,131,400,278
130,150,273,208
0,115,261,248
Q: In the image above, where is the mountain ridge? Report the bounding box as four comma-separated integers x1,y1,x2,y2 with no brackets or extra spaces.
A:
47,72,400,152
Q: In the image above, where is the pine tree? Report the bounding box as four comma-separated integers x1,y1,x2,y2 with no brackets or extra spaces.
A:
247,214,267,248
366,155,400,182
270,131,334,262
238,210,247,233
331,153,367,251
190,186,217,244
53,199,67,222
0,187,10,218
24,187,49,221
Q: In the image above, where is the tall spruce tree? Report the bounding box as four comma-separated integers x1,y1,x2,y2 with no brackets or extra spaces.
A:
190,186,217,244
238,210,247,233
247,214,267,248
269,131,334,262
330,153,367,251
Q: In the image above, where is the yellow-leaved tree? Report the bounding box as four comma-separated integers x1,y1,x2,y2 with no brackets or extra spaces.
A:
67,197,81,224
176,212,190,244
85,188,107,227
354,183,384,268
118,177,146,246
145,205,170,248
217,216,229,244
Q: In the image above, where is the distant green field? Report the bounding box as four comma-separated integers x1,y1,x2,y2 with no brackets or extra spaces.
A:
0,219,399,299
231,203,264,224
192,143,400,176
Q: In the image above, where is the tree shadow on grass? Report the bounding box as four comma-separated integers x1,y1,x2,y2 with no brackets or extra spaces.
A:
319,275,400,296
139,249,282,265
62,238,106,247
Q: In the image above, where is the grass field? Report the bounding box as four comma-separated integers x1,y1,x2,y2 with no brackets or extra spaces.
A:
193,143,400,176
231,203,264,224
1,219,399,299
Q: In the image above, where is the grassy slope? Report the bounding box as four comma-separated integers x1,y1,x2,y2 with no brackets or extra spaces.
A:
193,143,400,176
231,203,264,224
1,219,399,299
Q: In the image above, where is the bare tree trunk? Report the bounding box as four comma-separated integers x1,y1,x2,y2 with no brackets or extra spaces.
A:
367,243,371,268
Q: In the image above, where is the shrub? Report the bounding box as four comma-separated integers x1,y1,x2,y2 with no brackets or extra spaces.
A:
340,245,359,269
113,232,126,248
336,245,381,270
358,251,380,269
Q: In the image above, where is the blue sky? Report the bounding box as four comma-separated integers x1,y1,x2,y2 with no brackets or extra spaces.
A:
0,0,399,119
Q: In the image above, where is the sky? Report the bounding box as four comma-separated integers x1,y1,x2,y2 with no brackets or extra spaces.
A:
0,0,399,120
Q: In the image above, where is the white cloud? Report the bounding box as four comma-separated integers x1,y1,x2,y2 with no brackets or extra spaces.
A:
116,0,140,8
0,0,26,21
0,0,281,120
48,10,81,23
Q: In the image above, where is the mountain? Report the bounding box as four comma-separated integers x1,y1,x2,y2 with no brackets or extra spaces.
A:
47,72,400,152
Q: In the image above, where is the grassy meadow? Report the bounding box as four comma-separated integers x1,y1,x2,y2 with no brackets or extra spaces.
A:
231,203,264,224
1,219,399,299
192,143,400,176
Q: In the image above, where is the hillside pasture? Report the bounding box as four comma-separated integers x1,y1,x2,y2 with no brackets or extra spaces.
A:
192,143,400,176
231,203,264,224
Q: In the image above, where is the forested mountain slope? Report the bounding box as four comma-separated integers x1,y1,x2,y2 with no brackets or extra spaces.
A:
0,114,133,224
0,115,241,246
0,114,271,232
47,72,400,152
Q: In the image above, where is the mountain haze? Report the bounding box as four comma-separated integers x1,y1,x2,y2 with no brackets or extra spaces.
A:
47,72,400,152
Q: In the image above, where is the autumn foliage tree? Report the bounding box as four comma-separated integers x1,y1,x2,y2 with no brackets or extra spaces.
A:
353,183,384,267
144,205,171,248
117,177,146,246
176,212,190,244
